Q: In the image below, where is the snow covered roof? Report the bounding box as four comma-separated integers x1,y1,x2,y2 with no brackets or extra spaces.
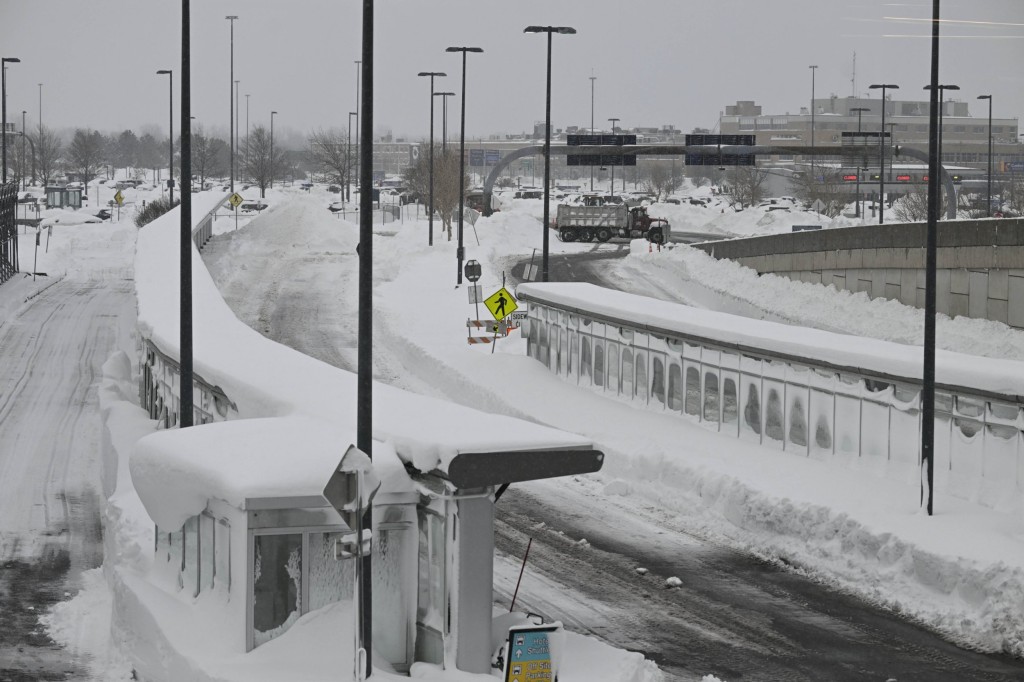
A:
131,416,391,530
516,281,1024,399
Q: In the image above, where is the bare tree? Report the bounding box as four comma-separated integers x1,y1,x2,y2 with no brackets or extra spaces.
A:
66,129,106,199
402,144,466,240
34,125,62,189
308,127,354,188
726,164,771,208
191,126,228,188
641,160,683,201
789,166,848,218
242,125,284,198
891,182,958,222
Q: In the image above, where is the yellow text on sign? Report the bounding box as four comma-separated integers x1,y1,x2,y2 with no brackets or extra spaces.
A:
228,192,244,208
484,287,518,321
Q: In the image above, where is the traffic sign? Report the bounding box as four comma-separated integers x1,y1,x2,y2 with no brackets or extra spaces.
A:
113,190,124,206
228,192,244,208
503,625,560,682
464,259,482,283
484,287,517,321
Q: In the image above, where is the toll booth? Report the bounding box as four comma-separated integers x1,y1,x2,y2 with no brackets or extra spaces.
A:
130,415,603,676
45,186,83,209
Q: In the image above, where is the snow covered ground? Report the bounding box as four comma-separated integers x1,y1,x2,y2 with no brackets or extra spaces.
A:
9,177,1024,679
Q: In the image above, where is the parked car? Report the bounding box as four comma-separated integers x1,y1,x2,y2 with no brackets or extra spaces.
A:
328,201,357,213
328,185,342,193
239,201,268,213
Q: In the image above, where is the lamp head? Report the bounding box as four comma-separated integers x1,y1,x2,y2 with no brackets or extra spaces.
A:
2,57,21,64
524,26,576,35
977,95,992,101
157,69,171,75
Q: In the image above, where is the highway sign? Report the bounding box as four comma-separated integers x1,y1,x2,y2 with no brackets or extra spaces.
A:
113,190,124,206
502,625,560,682
228,192,244,208
484,287,517,321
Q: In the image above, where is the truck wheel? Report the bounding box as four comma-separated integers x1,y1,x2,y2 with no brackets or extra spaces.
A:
596,227,612,242
647,228,665,245
580,227,595,243
560,228,577,242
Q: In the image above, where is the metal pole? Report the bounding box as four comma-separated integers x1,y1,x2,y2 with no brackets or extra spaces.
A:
270,111,277,191
457,52,468,283
356,3,374,676
1,59,16,184
180,0,193,428
169,72,174,204
429,76,435,246
21,110,26,190
978,95,992,216
227,15,237,194
809,65,817,198
590,74,595,192
355,60,361,195
922,0,941,516
245,93,250,180
543,31,552,280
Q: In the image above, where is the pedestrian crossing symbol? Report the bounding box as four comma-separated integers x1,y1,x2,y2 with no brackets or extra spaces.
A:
484,287,517,321
228,192,244,208
113,190,125,206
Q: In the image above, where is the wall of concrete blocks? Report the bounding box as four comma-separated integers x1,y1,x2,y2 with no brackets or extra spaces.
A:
693,218,1024,329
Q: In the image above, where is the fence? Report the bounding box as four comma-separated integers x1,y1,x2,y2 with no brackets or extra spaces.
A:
0,182,18,283
518,283,1024,510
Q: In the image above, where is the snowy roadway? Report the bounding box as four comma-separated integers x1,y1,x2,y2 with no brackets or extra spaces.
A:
0,222,136,679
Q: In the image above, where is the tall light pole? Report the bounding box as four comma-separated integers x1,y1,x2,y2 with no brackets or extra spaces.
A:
234,80,240,182
21,109,26,189
868,83,898,223
809,65,818,197
226,15,238,193
37,82,41,131
179,0,194,429
417,71,446,247
525,25,576,283
851,106,870,218
354,60,361,192
347,111,357,202
607,117,619,195
157,69,174,203
446,46,483,285
2,57,21,184
978,94,993,217
269,110,277,190
589,74,596,192
434,91,455,152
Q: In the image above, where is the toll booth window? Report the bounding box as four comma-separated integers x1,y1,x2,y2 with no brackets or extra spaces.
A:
416,509,446,665
252,533,302,648
183,517,199,597
308,532,353,612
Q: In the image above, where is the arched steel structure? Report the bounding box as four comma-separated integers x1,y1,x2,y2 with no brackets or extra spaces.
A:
482,144,957,220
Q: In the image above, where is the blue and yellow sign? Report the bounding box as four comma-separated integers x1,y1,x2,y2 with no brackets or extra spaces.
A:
504,626,556,682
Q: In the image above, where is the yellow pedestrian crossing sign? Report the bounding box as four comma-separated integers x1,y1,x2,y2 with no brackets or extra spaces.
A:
113,190,124,206
228,192,244,208
484,287,517,321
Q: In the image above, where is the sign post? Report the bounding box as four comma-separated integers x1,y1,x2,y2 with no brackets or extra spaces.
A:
502,624,562,682
464,259,482,319
114,189,124,222
228,192,244,231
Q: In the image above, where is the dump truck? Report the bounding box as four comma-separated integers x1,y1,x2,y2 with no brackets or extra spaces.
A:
553,204,669,244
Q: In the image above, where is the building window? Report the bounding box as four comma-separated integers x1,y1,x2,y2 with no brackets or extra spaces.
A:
252,533,303,648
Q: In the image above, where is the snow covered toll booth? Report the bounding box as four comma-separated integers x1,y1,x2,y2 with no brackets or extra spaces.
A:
126,194,603,681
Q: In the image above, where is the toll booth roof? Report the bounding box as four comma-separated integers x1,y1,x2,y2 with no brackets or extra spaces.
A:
130,416,404,530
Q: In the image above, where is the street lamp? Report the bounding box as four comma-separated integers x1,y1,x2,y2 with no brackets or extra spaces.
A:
156,69,174,203
589,74,596,192
226,15,238,193
851,106,870,218
809,65,818,197
417,71,446,247
446,46,483,286
270,110,277,190
234,80,240,183
923,83,959,176
868,83,898,223
524,25,576,283
607,117,619,195
348,111,357,202
245,93,250,181
2,57,21,184
354,60,361,194
434,92,455,152
977,94,993,217
21,110,26,190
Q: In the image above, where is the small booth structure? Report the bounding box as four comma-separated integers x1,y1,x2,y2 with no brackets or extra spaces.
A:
130,414,603,677
45,185,83,209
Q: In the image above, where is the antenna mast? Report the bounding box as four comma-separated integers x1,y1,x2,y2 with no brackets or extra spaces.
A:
851,51,857,98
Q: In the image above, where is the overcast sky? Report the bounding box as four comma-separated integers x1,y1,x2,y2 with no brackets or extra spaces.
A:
1,0,1021,145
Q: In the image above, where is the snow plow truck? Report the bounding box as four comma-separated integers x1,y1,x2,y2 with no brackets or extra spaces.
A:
553,204,669,244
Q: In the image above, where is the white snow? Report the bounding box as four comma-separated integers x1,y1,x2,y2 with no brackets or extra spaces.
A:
16,177,1024,681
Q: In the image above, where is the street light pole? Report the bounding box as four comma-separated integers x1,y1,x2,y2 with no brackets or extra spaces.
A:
226,15,238,193
809,65,818,198
234,80,240,182
590,74,596,192
270,110,277,190
417,71,446,247
2,57,21,184
525,26,575,283
977,94,992,217
924,83,959,193
354,60,361,194
21,110,26,190
157,69,174,203
868,83,899,223
607,117,619,195
851,106,870,218
446,46,483,285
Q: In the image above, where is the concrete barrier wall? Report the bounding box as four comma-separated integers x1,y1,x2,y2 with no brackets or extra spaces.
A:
693,218,1024,329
